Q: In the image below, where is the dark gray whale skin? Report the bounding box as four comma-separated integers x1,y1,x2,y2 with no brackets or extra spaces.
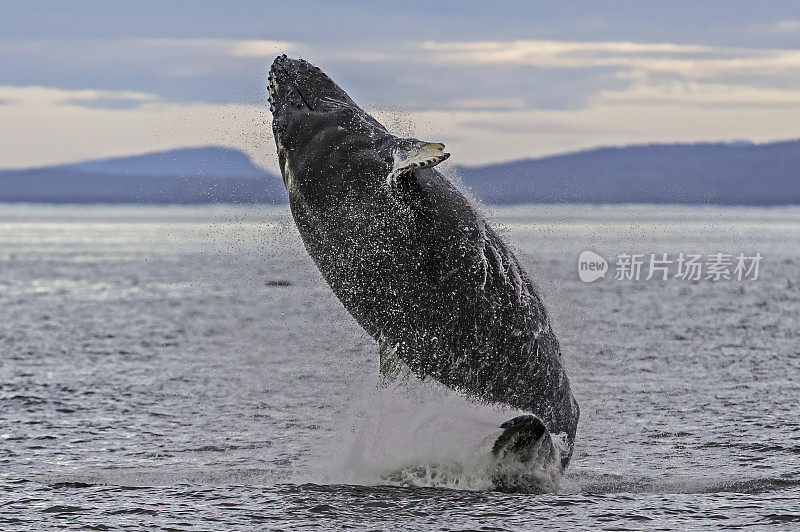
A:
268,56,579,466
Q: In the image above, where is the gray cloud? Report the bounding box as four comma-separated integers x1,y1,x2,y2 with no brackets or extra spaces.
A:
0,0,798,114
60,96,153,110
2,1,800,168
3,34,799,117
3,1,800,48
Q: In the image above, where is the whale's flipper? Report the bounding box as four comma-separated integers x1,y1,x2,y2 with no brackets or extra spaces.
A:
490,414,563,493
386,139,450,187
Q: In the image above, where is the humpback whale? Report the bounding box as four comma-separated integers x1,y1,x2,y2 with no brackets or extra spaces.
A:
268,55,579,491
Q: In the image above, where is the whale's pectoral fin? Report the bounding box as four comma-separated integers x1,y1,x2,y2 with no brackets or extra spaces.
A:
490,414,563,493
386,139,450,188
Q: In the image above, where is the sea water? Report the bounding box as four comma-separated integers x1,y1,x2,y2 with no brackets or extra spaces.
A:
0,204,798,529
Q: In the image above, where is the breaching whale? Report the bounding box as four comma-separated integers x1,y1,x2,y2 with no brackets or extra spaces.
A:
268,55,579,491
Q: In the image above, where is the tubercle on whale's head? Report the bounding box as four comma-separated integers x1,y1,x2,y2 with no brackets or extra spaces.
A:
268,55,353,125
268,55,391,199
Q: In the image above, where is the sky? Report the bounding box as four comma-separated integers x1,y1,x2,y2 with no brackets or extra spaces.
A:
1,1,800,171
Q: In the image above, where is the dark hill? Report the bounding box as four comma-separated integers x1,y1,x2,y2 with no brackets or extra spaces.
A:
1,140,799,205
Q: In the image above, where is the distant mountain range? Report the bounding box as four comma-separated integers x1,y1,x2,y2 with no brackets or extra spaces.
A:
0,147,284,204
463,139,800,205
1,140,799,205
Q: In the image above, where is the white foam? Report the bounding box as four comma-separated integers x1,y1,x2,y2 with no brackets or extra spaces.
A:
296,371,528,491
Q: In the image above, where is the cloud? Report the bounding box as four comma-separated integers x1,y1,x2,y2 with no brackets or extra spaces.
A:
598,80,800,107
62,90,160,109
424,39,713,61
0,86,159,107
0,38,296,105
370,101,800,167
771,19,800,34
229,40,298,58
59,96,155,109
2,34,800,169
0,85,270,169
446,97,527,111
139,38,294,59
3,82,800,172
421,39,800,79
3,35,799,115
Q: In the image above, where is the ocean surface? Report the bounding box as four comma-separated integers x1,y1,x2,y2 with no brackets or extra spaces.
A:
1,203,798,530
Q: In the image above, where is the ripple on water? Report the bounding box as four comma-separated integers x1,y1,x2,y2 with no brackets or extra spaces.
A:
1,205,798,529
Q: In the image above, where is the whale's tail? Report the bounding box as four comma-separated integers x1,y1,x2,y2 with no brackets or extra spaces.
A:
490,415,565,493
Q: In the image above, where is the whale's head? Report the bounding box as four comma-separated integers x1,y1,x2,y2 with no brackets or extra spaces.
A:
268,55,360,126
268,55,449,210
268,55,385,199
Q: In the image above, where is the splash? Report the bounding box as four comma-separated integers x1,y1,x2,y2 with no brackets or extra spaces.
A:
297,371,531,491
